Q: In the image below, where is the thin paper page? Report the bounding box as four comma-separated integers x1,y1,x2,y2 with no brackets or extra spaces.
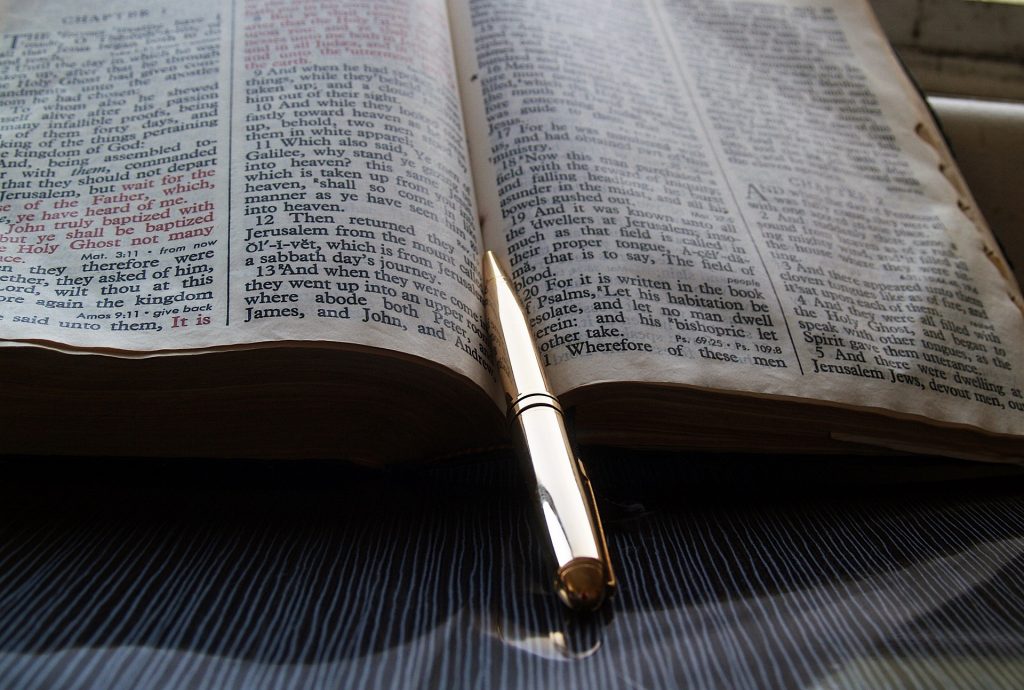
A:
0,0,494,393
455,0,1024,436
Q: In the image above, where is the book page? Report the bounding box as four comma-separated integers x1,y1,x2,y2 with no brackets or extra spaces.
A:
0,0,494,390
453,0,1024,436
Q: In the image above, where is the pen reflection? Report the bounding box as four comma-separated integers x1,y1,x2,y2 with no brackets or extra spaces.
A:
492,620,603,662
488,534,613,662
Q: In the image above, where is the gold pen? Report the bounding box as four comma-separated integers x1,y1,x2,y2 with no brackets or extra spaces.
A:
483,250,616,611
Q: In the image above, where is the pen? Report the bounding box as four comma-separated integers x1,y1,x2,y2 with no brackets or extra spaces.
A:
483,250,616,611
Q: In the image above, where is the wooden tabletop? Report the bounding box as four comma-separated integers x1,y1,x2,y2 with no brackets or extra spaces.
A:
1,453,1022,690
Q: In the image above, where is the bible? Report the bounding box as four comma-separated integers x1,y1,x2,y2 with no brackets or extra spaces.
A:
1,0,1022,464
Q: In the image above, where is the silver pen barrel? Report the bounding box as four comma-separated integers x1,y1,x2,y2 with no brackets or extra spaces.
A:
483,251,615,611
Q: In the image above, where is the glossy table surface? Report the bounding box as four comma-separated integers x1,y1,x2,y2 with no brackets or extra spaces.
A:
1,453,1023,690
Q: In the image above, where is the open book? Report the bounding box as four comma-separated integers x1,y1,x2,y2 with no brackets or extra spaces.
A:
1,0,1022,463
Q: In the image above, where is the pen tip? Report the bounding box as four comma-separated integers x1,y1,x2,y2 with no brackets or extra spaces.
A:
556,558,610,612
483,251,500,280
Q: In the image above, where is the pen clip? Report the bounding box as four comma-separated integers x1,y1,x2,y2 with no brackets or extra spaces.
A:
574,456,617,594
